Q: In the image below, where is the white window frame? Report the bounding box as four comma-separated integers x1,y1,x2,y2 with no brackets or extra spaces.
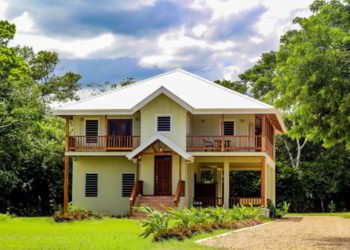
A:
222,119,236,136
85,172,99,198
155,114,172,133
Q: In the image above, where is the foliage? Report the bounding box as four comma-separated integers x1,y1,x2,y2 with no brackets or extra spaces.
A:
0,20,81,216
141,206,263,241
276,202,290,218
272,0,350,148
53,205,102,222
214,79,248,94
138,207,170,238
239,51,277,102
88,77,135,95
328,201,336,213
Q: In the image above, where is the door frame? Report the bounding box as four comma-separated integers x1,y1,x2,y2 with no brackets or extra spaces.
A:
154,155,172,196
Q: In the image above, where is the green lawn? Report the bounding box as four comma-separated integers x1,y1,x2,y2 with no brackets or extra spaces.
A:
287,212,350,218
0,217,230,250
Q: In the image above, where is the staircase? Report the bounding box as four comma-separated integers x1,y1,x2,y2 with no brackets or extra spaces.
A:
130,196,177,219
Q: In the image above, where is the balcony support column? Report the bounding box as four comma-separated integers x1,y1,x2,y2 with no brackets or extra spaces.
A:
261,115,266,152
223,158,230,209
260,157,266,208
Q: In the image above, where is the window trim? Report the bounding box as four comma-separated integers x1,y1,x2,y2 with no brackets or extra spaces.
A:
85,172,99,198
84,118,100,136
222,119,236,136
155,114,172,133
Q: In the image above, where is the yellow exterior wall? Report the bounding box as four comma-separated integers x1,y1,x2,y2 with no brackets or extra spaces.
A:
140,94,187,148
72,156,136,215
188,114,255,136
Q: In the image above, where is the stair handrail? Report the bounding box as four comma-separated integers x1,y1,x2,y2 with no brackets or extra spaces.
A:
129,180,143,216
174,180,185,205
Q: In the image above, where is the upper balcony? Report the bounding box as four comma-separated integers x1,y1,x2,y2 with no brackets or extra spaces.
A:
64,114,276,160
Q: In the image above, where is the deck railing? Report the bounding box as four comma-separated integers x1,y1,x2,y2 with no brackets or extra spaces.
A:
67,136,140,151
193,197,261,208
187,135,274,159
229,197,262,207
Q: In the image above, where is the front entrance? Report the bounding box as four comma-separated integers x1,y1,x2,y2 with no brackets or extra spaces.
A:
154,156,172,195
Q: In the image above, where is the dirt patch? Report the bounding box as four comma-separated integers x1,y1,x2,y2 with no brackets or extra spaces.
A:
199,216,350,250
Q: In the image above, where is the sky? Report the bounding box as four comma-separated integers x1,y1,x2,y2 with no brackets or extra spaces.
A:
0,0,313,86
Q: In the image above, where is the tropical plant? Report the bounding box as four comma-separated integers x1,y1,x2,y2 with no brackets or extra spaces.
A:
138,207,169,238
328,201,336,213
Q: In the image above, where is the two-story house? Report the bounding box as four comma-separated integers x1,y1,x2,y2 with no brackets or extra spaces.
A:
53,69,285,216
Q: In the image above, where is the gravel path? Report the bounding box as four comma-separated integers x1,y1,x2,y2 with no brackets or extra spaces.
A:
199,216,350,250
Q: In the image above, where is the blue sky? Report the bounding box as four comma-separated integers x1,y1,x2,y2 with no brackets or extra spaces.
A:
0,0,312,86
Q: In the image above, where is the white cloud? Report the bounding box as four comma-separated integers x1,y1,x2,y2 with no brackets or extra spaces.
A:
3,0,313,81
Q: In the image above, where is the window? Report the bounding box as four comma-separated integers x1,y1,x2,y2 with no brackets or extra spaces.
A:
122,173,135,197
85,119,98,143
85,173,98,197
157,115,171,132
223,121,235,135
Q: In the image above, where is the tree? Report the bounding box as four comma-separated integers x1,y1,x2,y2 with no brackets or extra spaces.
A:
214,79,248,94
273,0,350,148
0,20,80,215
88,77,135,95
238,51,277,102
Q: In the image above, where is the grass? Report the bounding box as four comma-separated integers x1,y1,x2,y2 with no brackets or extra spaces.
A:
287,212,350,219
0,217,231,250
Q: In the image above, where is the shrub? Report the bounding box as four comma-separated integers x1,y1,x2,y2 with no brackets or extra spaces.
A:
328,201,336,213
276,201,290,218
138,207,169,238
169,207,210,228
53,205,102,222
0,213,13,221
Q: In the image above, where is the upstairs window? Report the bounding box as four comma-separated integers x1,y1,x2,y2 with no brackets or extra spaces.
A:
157,115,171,132
223,121,235,136
85,173,98,197
85,119,98,143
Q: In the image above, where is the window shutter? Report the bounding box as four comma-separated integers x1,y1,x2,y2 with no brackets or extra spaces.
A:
223,121,234,136
86,120,98,143
157,116,171,132
85,173,98,197
122,173,135,197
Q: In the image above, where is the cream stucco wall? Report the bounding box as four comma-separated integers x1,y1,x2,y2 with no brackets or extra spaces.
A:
140,94,187,148
188,114,255,136
72,156,136,215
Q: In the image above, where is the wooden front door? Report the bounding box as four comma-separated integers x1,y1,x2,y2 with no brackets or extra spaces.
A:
154,156,172,195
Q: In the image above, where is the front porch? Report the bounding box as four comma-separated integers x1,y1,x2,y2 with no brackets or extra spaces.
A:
185,156,275,209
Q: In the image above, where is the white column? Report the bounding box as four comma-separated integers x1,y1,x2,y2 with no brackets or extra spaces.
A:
223,159,230,209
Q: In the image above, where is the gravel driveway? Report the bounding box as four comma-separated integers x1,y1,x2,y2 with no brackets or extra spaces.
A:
198,216,350,250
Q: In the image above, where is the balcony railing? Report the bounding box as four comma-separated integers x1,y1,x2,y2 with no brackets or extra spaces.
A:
186,135,274,159
67,136,140,151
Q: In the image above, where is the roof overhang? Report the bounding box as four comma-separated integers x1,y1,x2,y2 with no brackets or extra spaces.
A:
127,134,194,162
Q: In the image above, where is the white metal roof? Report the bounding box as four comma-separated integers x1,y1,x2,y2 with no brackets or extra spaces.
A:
53,68,276,114
127,134,194,162
54,69,286,132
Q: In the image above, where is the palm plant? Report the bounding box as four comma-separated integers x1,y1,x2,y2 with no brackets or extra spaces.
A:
138,207,169,238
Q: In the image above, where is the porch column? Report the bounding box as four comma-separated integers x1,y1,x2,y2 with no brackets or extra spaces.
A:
63,116,70,215
260,157,266,207
63,156,70,215
223,159,230,209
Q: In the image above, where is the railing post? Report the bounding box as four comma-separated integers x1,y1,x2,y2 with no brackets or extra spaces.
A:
261,115,266,152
